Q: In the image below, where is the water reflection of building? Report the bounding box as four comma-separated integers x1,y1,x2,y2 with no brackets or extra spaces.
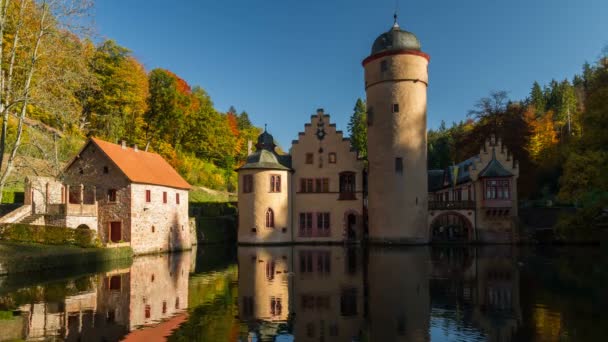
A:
472,248,521,342
238,246,293,339
429,247,522,342
11,252,191,341
293,246,365,341
367,247,431,342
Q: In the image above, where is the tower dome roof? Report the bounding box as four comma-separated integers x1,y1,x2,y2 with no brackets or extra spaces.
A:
256,129,276,152
371,22,421,55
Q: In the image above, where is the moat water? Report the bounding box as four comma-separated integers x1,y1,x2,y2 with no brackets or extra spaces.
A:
0,245,605,341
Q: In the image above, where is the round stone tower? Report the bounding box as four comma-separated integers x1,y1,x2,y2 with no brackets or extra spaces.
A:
363,17,429,243
237,130,292,244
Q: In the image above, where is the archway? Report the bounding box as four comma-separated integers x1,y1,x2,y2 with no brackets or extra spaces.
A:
76,224,91,230
430,212,473,242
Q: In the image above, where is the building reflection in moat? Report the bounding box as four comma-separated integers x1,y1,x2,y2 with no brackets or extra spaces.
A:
2,252,191,341
237,246,522,342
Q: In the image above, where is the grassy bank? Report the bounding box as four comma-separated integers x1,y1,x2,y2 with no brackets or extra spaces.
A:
0,241,132,276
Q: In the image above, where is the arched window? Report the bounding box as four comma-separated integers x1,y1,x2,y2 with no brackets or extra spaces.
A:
266,208,275,228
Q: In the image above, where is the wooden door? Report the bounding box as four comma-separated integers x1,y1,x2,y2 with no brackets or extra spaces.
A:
110,222,121,243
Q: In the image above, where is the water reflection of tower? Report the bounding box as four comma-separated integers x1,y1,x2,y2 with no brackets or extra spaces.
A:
367,247,431,341
292,246,365,341
237,246,293,339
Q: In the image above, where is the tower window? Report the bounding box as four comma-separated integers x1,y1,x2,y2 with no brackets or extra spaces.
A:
392,103,400,113
367,107,374,126
266,208,275,228
243,175,253,193
270,174,281,192
395,157,403,174
380,60,388,72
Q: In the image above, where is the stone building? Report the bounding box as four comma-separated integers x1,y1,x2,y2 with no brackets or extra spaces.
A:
428,136,519,243
237,17,519,244
237,110,365,244
0,137,193,254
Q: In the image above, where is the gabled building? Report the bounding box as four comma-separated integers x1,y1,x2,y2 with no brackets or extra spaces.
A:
237,109,365,244
1,137,193,254
428,136,519,243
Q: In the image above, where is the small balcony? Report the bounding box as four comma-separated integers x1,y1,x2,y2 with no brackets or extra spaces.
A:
429,201,476,210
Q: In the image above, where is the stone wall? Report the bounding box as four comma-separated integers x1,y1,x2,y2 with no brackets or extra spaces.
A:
63,142,132,244
130,183,191,254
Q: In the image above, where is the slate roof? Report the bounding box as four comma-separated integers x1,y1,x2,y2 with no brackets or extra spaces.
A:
478,150,513,178
371,22,421,55
70,137,191,190
237,149,291,171
237,130,292,171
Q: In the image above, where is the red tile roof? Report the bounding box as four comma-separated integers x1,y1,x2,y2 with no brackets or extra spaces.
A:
86,137,191,190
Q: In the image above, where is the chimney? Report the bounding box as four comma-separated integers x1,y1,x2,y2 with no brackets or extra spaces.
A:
133,144,138,152
121,140,126,149
247,140,252,155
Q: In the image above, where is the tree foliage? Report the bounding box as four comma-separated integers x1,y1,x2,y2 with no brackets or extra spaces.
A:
347,98,367,158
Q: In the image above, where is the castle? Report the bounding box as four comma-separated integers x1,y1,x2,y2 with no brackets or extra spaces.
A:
237,18,519,244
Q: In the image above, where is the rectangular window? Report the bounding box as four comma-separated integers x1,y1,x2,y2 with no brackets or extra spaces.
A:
339,172,356,200
270,175,281,192
395,157,403,174
380,60,388,72
317,212,330,236
107,189,117,202
314,178,329,193
243,175,253,193
176,193,180,204
145,305,151,319
328,153,337,164
392,103,400,113
145,190,151,203
367,107,374,126
306,179,314,193
485,180,510,200
270,297,282,316
299,213,314,237
163,191,167,204
305,153,314,164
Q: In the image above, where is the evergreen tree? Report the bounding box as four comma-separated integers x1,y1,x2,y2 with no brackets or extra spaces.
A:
529,81,546,116
347,98,367,158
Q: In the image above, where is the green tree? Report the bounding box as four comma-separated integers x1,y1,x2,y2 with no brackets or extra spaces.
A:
347,98,367,158
83,40,149,143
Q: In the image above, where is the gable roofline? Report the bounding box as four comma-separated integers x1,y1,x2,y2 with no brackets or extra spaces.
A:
65,137,192,190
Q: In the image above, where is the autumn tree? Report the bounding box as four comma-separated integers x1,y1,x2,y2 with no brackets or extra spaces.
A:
80,40,148,143
0,0,92,202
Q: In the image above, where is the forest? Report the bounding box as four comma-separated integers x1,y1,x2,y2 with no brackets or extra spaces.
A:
0,0,260,203
348,49,608,233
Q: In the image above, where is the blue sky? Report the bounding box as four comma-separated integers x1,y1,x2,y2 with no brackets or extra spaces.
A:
94,0,607,148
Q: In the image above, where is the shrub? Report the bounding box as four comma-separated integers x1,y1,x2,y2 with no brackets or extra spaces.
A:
0,224,96,248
